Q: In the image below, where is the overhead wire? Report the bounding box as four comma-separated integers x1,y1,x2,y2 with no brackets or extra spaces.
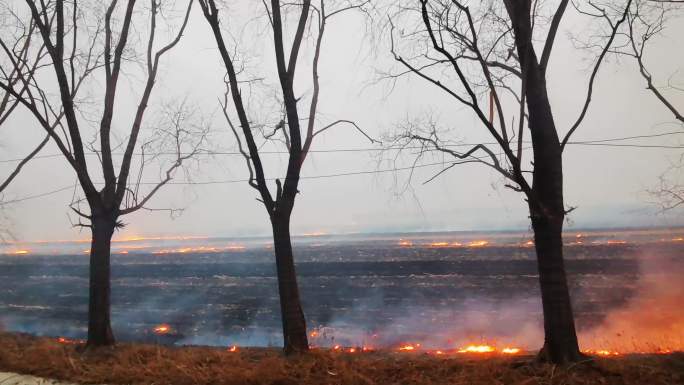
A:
1,130,683,204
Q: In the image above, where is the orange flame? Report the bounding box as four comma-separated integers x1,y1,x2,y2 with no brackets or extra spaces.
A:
501,347,521,354
228,345,238,352
457,345,496,353
583,349,620,356
152,245,245,254
398,343,420,351
153,324,172,335
56,337,81,345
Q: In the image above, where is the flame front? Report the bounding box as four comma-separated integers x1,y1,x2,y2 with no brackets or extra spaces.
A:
153,324,172,335
458,345,496,353
398,344,419,351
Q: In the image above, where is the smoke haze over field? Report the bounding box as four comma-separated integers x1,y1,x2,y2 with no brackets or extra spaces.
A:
1,229,682,353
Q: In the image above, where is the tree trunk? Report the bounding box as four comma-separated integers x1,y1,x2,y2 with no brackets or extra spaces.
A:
525,63,583,363
529,205,583,363
270,213,309,354
86,215,116,347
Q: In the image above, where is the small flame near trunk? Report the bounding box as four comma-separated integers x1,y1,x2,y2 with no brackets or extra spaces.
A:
153,324,172,335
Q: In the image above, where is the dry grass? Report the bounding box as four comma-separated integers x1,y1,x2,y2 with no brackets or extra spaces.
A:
0,332,682,385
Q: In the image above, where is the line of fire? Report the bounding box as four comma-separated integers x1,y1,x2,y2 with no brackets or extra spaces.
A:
0,0,683,384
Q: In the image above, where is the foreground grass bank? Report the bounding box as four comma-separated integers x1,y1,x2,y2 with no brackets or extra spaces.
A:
0,333,682,385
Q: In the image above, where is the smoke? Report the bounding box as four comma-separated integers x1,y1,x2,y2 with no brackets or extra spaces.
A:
306,294,545,349
2,232,683,354
578,252,684,352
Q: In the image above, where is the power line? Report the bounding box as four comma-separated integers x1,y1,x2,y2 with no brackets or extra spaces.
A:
0,185,73,205
567,143,684,149
0,158,479,204
1,130,683,164
2,130,684,205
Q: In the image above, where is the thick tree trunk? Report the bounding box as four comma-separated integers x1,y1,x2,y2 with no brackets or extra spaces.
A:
529,206,583,363
270,213,309,354
86,216,116,347
525,63,583,363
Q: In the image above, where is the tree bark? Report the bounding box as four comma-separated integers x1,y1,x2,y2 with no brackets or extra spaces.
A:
529,205,583,363
86,215,116,347
270,212,309,354
525,59,583,364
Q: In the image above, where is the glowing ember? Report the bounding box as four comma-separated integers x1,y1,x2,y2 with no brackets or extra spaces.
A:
333,345,341,351
302,231,327,237
591,240,627,245
523,241,534,247
347,348,356,353
398,344,420,351
153,324,172,335
153,245,245,254
458,345,496,353
468,240,489,247
584,349,620,356
56,337,81,345
228,345,238,352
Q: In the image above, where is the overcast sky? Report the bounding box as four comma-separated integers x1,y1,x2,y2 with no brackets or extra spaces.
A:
1,1,684,242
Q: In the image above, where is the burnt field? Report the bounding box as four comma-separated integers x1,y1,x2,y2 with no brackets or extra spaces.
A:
1,230,683,349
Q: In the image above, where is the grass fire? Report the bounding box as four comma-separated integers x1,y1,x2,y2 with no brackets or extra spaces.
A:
1,0,684,382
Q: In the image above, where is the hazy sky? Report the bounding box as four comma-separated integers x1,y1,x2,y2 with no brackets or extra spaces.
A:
1,1,684,242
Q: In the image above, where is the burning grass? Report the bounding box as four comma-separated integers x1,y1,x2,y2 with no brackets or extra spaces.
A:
0,333,682,385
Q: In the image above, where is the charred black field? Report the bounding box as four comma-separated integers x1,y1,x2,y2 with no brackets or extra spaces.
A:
1,228,683,353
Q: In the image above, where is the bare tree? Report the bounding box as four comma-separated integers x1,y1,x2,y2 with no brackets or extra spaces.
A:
0,0,204,347
613,0,684,209
611,0,683,123
386,0,631,363
199,0,373,354
0,10,53,197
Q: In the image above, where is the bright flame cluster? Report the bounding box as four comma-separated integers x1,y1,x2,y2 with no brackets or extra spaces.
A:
153,324,172,335
391,343,523,355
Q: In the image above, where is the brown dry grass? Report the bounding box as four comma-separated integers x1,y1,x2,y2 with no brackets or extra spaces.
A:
0,332,682,385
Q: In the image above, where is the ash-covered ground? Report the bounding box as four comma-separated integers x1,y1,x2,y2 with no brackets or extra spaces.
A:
1,229,682,350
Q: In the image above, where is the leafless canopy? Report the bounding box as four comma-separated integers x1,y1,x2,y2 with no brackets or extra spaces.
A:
0,0,206,226
0,5,53,196
384,0,632,202
609,0,683,210
200,0,374,217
